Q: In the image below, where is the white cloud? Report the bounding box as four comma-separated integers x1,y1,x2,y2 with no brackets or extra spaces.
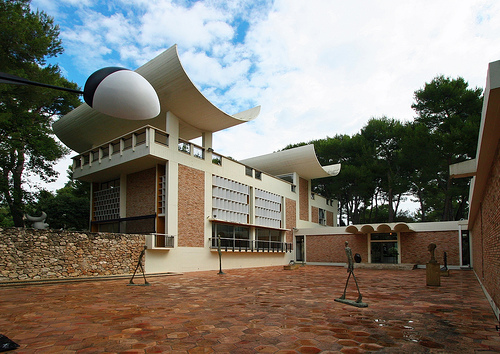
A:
30,0,500,192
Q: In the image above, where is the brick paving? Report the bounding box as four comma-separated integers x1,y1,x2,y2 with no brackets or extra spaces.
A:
1,265,499,353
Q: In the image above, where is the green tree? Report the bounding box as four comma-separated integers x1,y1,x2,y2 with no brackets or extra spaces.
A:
412,76,482,220
360,117,411,222
27,169,90,230
0,0,81,226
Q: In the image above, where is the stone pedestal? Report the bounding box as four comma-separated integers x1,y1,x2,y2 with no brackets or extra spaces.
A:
426,262,441,286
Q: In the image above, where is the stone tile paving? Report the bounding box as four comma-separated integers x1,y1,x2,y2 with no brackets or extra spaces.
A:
1,265,499,353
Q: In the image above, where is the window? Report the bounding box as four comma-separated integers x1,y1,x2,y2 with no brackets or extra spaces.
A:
319,208,326,225
93,179,120,221
212,224,250,250
255,170,262,180
256,228,283,251
255,189,282,228
245,166,253,177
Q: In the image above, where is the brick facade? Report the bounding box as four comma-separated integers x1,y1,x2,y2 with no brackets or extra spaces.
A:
305,231,459,266
326,211,334,226
306,235,368,263
285,198,296,243
178,164,205,247
311,206,319,224
126,168,156,217
471,141,500,313
299,178,309,221
400,231,459,265
126,168,156,234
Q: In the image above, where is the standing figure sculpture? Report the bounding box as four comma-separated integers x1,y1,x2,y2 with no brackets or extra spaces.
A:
335,241,368,307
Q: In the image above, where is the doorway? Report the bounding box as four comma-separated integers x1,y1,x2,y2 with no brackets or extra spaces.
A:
370,233,399,264
296,236,304,262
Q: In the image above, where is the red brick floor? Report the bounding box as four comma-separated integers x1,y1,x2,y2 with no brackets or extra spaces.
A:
1,266,499,353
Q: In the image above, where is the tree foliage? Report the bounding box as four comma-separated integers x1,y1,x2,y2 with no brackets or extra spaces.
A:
25,168,90,231
285,76,482,224
0,0,81,226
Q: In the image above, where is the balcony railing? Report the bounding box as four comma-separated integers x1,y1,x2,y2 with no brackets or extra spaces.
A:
209,237,293,253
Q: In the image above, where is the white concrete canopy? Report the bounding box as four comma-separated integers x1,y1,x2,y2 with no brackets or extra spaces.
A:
240,144,341,180
53,45,259,153
345,222,414,234
468,59,500,228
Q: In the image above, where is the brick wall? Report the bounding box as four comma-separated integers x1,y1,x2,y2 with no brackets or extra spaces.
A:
401,231,459,265
306,235,368,263
311,206,319,224
126,168,156,217
471,141,500,313
305,231,459,265
285,198,296,243
326,211,334,226
178,164,205,247
299,178,309,221
0,228,144,281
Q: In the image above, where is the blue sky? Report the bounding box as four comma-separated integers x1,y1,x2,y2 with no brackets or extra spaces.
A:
28,0,500,193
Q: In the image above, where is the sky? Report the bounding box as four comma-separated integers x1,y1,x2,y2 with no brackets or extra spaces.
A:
28,0,500,192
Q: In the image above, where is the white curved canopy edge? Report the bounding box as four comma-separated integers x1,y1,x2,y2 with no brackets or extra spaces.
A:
345,223,414,234
52,44,259,153
240,144,341,180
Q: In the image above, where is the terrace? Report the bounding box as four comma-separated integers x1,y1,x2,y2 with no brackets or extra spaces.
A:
1,265,499,352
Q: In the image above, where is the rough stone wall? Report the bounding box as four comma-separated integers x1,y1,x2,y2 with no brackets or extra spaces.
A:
306,234,368,263
400,231,459,265
471,141,500,314
0,228,144,282
178,164,205,247
299,178,309,221
285,198,296,243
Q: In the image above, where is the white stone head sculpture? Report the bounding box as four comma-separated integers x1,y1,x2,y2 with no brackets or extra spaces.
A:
25,212,49,229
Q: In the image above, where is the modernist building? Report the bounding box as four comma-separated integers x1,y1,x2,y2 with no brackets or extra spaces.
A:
296,59,500,321
52,45,341,273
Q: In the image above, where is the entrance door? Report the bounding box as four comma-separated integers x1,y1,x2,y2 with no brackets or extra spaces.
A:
371,241,398,263
296,236,304,262
461,230,470,267
370,233,399,264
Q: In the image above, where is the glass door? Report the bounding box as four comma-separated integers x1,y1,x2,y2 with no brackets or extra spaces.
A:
296,236,304,262
370,233,399,264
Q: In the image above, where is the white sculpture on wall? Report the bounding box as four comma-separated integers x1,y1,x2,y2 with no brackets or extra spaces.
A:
25,212,49,229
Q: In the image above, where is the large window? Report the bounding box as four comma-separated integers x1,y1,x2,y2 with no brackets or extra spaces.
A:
211,224,250,250
256,228,283,251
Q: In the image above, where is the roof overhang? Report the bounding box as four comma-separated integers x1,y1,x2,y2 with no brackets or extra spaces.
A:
345,222,414,234
468,59,500,228
53,45,259,153
240,144,341,180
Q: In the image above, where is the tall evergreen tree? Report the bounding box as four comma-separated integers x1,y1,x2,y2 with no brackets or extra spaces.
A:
412,76,482,220
0,0,81,226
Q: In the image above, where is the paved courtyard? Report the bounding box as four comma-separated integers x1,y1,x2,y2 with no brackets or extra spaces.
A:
1,265,499,353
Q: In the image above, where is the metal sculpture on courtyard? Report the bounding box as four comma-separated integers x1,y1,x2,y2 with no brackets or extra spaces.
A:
335,241,368,307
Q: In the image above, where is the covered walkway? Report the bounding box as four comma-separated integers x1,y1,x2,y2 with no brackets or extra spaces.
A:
1,266,499,353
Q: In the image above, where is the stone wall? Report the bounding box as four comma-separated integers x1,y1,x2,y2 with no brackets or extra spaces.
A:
0,228,145,282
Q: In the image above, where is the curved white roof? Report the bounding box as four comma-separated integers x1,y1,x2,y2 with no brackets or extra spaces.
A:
53,45,259,153
345,223,414,234
240,144,341,180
